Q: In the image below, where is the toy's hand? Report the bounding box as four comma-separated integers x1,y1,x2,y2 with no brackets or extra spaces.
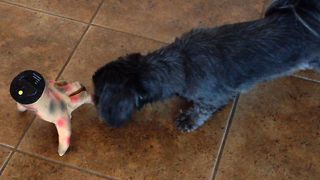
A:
53,81,83,96
55,116,71,156
69,91,93,111
17,103,27,112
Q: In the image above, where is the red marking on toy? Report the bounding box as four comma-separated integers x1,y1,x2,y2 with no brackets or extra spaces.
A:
66,137,70,145
57,118,65,127
53,92,61,101
49,80,55,84
70,95,79,103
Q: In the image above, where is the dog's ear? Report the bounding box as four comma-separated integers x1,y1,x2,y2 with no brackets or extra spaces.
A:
99,88,138,127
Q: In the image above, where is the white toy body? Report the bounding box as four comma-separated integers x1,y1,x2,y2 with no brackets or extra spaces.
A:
17,80,92,156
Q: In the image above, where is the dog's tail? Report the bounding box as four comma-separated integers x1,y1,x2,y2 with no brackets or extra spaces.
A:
265,0,320,37
265,0,320,17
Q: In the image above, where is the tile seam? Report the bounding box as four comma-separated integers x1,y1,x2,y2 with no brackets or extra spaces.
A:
0,0,167,44
0,0,87,24
210,94,240,180
0,151,14,175
54,0,106,80
0,146,116,179
292,74,320,84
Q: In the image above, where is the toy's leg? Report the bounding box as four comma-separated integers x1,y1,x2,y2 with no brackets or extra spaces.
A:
69,91,93,110
17,103,27,112
55,117,71,156
56,82,83,96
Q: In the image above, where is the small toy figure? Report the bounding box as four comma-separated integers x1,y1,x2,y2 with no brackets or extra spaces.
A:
10,70,93,156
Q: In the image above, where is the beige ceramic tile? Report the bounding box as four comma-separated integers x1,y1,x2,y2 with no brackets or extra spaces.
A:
1,152,107,179
94,0,265,42
2,0,102,22
0,147,11,169
216,77,320,180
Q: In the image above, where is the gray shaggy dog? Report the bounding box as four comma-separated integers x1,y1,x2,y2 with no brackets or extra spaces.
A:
92,0,320,132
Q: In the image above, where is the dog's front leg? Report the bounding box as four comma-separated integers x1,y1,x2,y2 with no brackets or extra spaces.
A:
176,103,218,132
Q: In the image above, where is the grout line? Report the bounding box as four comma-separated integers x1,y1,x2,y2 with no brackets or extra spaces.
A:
210,94,240,180
53,25,89,80
0,144,15,151
0,115,37,175
0,0,168,45
292,74,320,84
17,150,116,179
0,143,14,149
91,24,168,44
0,0,278,53
0,144,18,175
15,115,37,148
261,0,270,18
0,151,14,175
260,0,269,18
0,145,116,179
54,0,105,80
0,0,87,25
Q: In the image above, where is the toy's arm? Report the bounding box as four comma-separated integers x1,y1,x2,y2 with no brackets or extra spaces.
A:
17,103,27,112
54,117,71,156
52,81,83,96
69,91,93,110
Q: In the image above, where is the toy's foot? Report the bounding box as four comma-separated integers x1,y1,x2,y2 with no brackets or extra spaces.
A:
58,136,70,156
58,145,69,156
55,117,71,156
17,103,27,112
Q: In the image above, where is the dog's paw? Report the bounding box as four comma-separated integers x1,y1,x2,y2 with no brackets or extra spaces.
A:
176,112,199,133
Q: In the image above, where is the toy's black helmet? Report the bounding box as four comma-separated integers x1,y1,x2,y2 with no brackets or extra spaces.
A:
10,70,45,104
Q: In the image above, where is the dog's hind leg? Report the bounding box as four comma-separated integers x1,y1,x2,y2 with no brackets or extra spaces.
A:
176,102,218,132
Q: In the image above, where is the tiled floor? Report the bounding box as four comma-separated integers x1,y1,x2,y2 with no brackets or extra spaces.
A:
0,0,319,179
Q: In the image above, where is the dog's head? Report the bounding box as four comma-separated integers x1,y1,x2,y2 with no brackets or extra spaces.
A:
92,53,149,127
